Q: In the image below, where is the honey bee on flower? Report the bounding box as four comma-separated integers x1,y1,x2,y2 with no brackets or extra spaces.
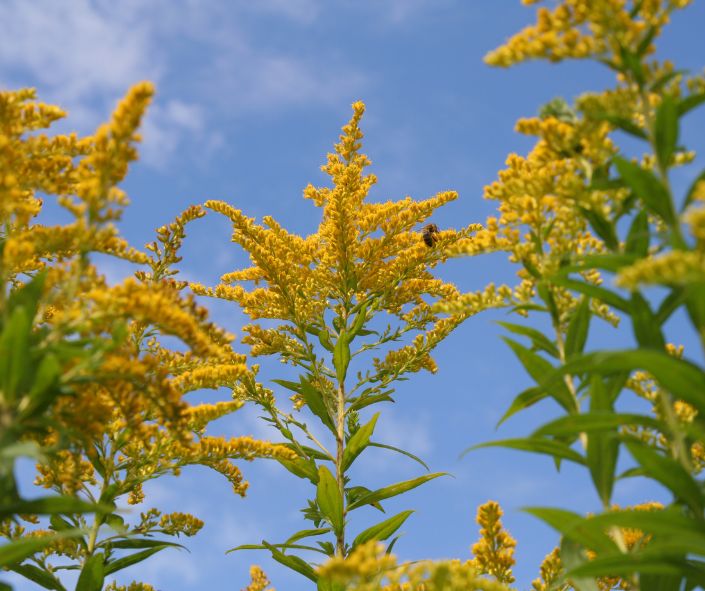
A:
422,223,440,247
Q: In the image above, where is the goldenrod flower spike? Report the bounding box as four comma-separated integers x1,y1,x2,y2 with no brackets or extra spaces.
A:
470,501,517,585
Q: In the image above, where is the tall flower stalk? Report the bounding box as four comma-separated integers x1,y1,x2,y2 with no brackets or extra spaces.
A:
192,102,509,585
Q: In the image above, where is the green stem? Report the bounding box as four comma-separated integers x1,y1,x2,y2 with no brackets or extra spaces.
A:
335,381,346,557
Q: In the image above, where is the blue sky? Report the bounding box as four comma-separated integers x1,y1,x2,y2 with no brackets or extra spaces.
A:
4,1,705,589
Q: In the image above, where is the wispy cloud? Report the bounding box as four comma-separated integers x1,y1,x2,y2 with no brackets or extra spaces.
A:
0,0,365,168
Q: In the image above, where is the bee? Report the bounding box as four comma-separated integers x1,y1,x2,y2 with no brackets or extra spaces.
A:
422,223,440,248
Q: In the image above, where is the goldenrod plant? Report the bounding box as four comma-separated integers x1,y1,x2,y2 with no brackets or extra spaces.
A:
442,0,705,589
191,102,509,588
0,85,291,591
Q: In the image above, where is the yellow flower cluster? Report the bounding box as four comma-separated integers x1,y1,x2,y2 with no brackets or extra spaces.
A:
485,0,691,68
0,84,282,585
451,105,617,326
196,102,477,402
470,501,517,585
105,582,157,591
318,540,510,591
531,548,565,591
159,512,204,537
242,565,274,591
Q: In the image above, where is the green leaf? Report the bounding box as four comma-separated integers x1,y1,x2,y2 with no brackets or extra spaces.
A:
560,538,601,591
678,92,705,117
352,510,414,548
347,473,447,511
0,531,82,568
524,507,617,554
565,297,590,359
496,321,559,358
586,377,618,505
317,329,335,352
593,112,647,140
533,412,662,437
284,528,331,546
496,386,546,427
348,302,369,340
317,580,346,591
564,253,638,273
630,292,666,349
0,496,107,520
333,331,351,384
551,275,631,313
316,466,343,534
277,456,320,484
654,95,679,171
579,207,619,250
614,156,675,225
655,288,686,325
348,392,395,412
299,378,335,434
618,46,645,86
8,564,66,591
368,442,430,471
682,168,705,212
0,305,32,404
561,350,705,417
23,353,61,417
342,413,378,471
346,486,385,513
106,538,186,551
262,541,317,582
503,338,577,413
625,210,650,257
104,546,170,575
271,379,303,394
75,552,105,591
465,438,586,466
625,439,704,514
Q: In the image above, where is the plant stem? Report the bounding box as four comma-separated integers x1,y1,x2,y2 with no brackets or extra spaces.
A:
335,381,346,557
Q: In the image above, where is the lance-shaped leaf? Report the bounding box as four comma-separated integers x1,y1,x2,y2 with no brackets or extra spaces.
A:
560,538,600,591
368,442,430,471
284,528,331,546
342,412,379,470
465,438,586,465
103,538,186,551
0,530,83,568
0,496,109,520
533,412,662,437
496,321,559,358
262,541,317,582
347,473,447,511
277,456,320,484
502,338,577,413
625,209,650,257
7,564,66,591
560,350,705,417
625,439,705,514
333,331,351,384
630,292,666,350
551,275,631,313
497,386,545,427
586,376,618,506
524,507,617,555
614,156,676,226
654,95,679,171
316,466,344,534
104,545,174,575
352,510,414,548
565,297,591,359
75,552,105,591
300,378,336,434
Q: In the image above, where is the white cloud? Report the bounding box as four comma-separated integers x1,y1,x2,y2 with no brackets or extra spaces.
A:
0,0,365,168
